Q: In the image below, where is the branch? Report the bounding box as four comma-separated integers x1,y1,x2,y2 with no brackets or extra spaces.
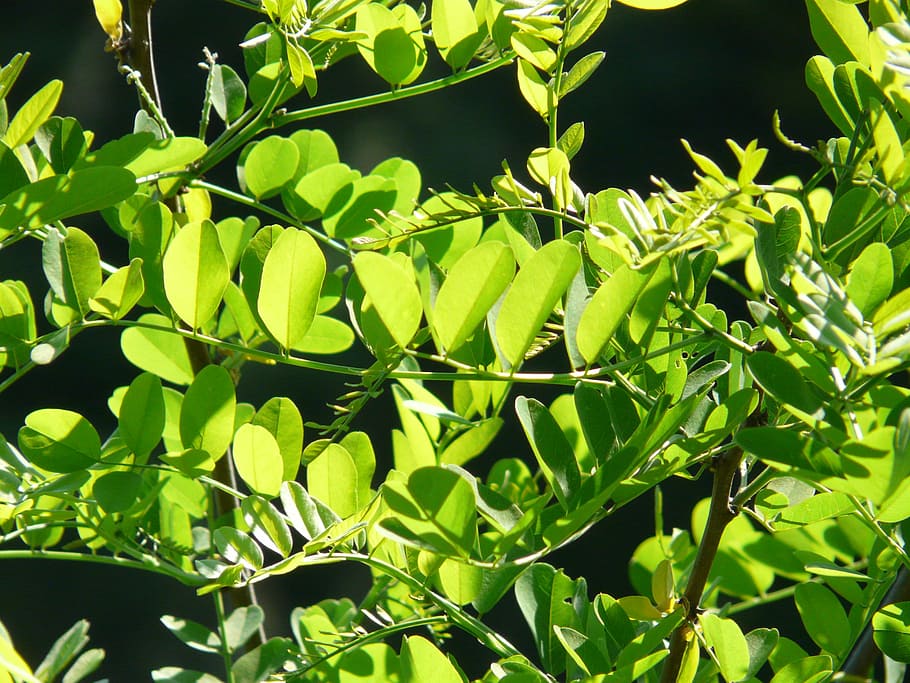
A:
660,446,744,683
126,0,161,108
841,567,910,681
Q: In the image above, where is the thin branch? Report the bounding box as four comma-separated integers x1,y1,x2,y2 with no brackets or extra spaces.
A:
660,446,744,683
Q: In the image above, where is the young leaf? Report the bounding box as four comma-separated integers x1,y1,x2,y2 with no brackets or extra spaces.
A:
307,442,370,518
516,396,581,509
280,480,340,540
565,0,608,51
700,613,750,683
401,635,464,683
242,495,292,556
353,252,422,348
576,261,656,364
18,409,100,473
559,51,605,97
233,423,283,497
89,258,144,320
34,619,90,683
159,615,220,654
120,313,195,386
213,526,263,570
243,136,299,199
93,471,143,513
180,364,236,461
794,582,851,655
517,59,550,118
617,1,689,10
223,606,265,651
433,241,515,353
3,79,63,148
163,220,230,330
515,563,585,676
42,227,102,318
495,239,580,368
252,397,303,482
805,0,871,66
257,227,325,350
210,64,246,125
873,601,910,663
431,0,480,70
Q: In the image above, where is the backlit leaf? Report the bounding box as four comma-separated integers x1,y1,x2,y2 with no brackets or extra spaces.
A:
353,252,422,348
180,365,236,461
495,239,580,368
163,220,230,329
257,227,325,350
233,424,283,497
18,409,100,473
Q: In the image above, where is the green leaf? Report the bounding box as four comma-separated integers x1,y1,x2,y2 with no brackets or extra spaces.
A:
794,582,851,654
381,466,477,557
516,396,581,509
224,606,265,651
257,227,325,350
42,227,102,317
280,480,340,540
440,418,503,466
283,163,359,222
89,262,143,324
61,648,105,683
873,601,910,663
3,79,62,147
700,613,750,682
565,0,608,51
401,635,464,683
180,365,236,461
307,442,370,518
511,33,557,72
35,116,87,173
288,129,338,177
769,655,833,683
211,64,247,125
233,423,283,497
151,667,222,683
870,98,903,184
746,351,826,422
231,637,291,683
805,0,870,66
214,526,263,570
743,628,779,680
845,242,892,316
242,495,292,556
0,141,29,200
244,136,299,199
93,471,143,513
557,122,585,160
18,409,100,473
577,261,656,363
80,134,206,177
353,252,422,348
806,56,854,136
515,563,584,676
495,239,580,368
293,315,355,354
121,313,194,385
323,175,397,239
517,59,550,118
34,619,90,683
434,241,515,353
431,0,480,69
160,615,220,654
252,397,303,483
560,51,605,97
163,220,230,329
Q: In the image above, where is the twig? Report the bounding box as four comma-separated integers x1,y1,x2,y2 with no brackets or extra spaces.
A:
659,446,744,683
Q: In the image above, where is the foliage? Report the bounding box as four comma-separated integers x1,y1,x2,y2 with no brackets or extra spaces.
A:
2,0,910,681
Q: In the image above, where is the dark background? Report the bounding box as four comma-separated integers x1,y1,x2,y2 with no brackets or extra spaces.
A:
0,0,831,678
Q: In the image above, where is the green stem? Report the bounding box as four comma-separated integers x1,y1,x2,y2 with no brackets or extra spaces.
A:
190,179,349,255
213,590,237,683
271,54,513,128
0,549,205,585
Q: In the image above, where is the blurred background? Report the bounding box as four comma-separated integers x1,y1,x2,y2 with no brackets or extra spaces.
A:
0,0,833,678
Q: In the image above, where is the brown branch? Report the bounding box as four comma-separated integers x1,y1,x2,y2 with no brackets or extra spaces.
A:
124,0,266,652
841,567,910,681
660,446,744,683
